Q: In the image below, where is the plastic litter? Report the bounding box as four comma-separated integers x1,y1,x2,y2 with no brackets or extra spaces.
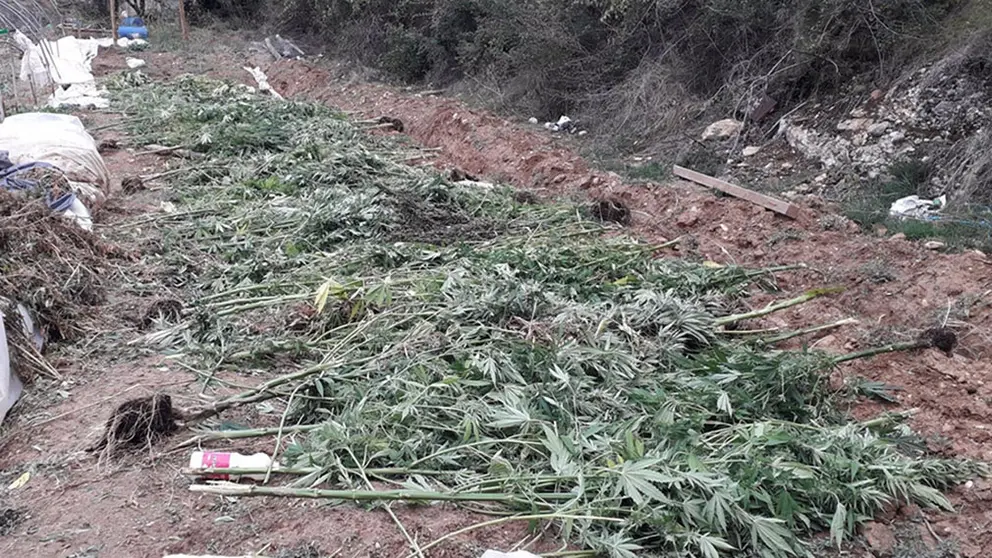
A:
544,115,578,133
7,471,30,490
0,310,25,426
126,57,146,69
189,451,280,481
889,194,947,220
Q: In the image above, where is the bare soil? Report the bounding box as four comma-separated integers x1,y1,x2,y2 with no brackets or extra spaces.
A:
1,39,990,558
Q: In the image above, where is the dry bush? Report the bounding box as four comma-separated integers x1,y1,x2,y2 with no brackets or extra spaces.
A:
245,0,957,152
581,60,707,155
913,31,992,204
941,130,992,204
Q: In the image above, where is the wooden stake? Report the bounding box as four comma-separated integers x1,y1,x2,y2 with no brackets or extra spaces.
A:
673,165,800,219
178,0,190,41
8,61,18,108
110,0,118,44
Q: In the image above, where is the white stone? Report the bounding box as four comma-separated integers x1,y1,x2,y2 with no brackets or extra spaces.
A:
837,118,871,132
867,121,890,137
702,118,743,141
742,145,761,157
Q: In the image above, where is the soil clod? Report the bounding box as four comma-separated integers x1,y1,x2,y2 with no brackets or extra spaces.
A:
590,198,631,225
89,394,179,452
513,190,540,204
97,139,120,153
449,168,479,182
376,116,405,132
921,327,957,356
0,507,23,536
121,175,146,193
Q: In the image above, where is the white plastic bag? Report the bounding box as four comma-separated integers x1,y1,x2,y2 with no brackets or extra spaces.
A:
889,194,947,220
0,112,110,200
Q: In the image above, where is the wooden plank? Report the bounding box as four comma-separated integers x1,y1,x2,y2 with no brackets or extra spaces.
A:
672,165,800,219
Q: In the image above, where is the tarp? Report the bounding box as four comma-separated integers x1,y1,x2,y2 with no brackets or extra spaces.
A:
17,32,101,86
0,311,25,426
17,31,149,108
0,112,110,201
16,32,120,108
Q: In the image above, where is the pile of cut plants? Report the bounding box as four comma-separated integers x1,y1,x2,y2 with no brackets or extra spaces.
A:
109,75,986,558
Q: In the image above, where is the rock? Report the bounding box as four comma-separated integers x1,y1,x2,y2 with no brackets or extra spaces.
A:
898,503,921,519
702,118,743,140
742,145,761,157
676,208,701,227
870,89,885,102
852,133,868,147
837,118,872,132
889,233,907,241
784,124,850,168
888,131,906,143
924,240,946,250
933,100,955,115
863,522,896,557
867,122,890,137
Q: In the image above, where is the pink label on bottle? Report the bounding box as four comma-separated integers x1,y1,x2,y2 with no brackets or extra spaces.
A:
201,452,232,479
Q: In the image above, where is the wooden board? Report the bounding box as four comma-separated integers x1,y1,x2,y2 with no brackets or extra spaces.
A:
672,165,800,219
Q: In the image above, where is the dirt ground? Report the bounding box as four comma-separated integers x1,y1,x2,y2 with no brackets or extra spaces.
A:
1,37,991,558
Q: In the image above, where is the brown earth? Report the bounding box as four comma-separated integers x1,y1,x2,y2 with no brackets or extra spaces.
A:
0,36,990,558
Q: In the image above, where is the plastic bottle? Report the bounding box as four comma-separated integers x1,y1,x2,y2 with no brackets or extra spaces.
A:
189,451,279,481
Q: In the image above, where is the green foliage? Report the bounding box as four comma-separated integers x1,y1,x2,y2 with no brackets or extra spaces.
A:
113,77,985,558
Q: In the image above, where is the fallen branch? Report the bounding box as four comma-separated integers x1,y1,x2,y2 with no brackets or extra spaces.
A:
760,318,859,344
833,341,927,364
170,424,322,450
714,287,843,327
189,483,574,505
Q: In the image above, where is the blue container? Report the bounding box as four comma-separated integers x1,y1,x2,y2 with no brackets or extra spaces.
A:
118,16,148,40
